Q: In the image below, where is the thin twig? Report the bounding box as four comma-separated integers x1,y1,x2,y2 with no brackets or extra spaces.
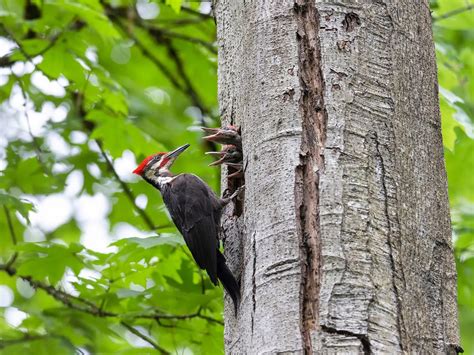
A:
147,26,217,54
111,18,185,91
0,19,75,67
181,6,214,20
0,261,108,314
133,307,224,326
120,321,170,354
103,5,218,153
3,205,17,245
97,143,156,230
155,17,209,27
0,334,61,349
1,26,50,174
70,79,160,232
16,79,49,174
0,264,223,325
164,39,209,115
433,4,474,21
108,14,213,117
3,205,19,273
197,313,224,326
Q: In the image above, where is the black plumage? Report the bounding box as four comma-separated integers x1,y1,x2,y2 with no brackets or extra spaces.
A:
134,144,241,313
160,174,220,283
158,174,240,312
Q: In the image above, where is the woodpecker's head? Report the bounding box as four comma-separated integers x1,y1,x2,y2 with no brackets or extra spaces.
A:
206,144,242,166
202,126,241,146
133,144,190,180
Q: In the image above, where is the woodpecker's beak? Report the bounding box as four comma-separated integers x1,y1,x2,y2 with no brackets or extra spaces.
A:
205,150,225,166
205,150,224,157
165,143,190,162
201,127,240,143
201,127,221,142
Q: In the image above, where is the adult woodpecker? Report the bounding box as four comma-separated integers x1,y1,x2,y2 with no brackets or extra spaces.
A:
133,144,241,312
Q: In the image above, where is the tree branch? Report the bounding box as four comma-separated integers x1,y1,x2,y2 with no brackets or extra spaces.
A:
110,17,186,92
155,17,210,27
433,5,474,21
96,143,156,230
146,26,217,54
121,321,170,354
181,6,214,20
0,20,75,67
5,22,172,234
0,334,63,349
3,205,17,245
105,11,212,116
0,264,223,326
0,55,13,68
132,308,224,326
162,37,210,115
16,78,50,175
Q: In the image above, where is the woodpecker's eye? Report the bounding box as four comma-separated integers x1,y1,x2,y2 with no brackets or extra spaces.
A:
148,154,164,168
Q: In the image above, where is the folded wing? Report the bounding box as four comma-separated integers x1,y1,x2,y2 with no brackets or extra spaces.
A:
161,174,220,284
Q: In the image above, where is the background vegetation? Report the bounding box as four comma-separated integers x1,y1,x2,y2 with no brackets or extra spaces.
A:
0,0,472,353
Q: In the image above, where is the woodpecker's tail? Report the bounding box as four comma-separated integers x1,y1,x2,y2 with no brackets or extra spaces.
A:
217,251,240,315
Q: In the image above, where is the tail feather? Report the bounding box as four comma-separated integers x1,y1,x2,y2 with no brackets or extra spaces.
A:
216,251,240,314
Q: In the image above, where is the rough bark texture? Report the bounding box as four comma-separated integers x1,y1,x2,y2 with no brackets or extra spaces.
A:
214,0,461,353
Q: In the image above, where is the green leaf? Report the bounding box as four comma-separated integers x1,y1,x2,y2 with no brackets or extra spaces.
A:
166,0,183,14
433,0,474,30
38,43,85,85
0,191,35,222
113,235,183,249
20,38,51,54
440,88,462,150
0,2,225,353
16,243,84,284
116,288,143,299
86,109,162,158
446,129,474,204
46,0,120,39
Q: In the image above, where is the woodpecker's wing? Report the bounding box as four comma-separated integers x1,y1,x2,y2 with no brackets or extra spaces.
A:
161,174,221,284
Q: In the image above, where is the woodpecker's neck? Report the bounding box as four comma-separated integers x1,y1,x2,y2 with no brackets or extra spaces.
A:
144,169,176,190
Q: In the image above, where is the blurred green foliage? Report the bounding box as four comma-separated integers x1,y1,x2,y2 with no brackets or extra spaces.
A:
432,1,474,353
0,0,224,353
0,0,472,353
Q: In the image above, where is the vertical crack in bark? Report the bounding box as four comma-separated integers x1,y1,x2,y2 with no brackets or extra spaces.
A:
251,232,257,336
294,1,326,353
374,133,404,352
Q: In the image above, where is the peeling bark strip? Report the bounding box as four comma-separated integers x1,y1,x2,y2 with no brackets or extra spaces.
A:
294,1,326,353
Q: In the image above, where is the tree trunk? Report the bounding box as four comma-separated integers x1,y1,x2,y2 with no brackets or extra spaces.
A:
214,0,461,353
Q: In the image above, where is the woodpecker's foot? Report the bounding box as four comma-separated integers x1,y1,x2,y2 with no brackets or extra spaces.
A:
220,185,245,206
229,185,245,200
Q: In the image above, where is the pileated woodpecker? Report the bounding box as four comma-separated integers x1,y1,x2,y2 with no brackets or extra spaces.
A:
133,144,241,312
202,126,242,148
203,126,244,181
205,144,242,166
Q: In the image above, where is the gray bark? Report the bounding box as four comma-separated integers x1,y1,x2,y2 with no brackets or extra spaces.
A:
214,0,461,353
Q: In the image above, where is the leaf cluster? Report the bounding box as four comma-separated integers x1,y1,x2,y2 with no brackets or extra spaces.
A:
0,0,224,353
